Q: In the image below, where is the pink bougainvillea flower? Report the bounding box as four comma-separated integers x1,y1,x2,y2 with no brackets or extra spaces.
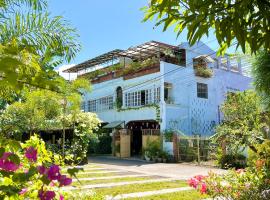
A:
194,175,205,182
200,182,207,194
236,169,245,174
188,178,199,188
59,175,72,186
0,152,19,172
19,188,27,195
47,165,61,181
25,147,37,162
60,194,64,200
38,190,56,200
37,166,47,175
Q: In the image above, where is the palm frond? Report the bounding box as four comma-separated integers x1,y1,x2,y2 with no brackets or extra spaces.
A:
0,12,81,64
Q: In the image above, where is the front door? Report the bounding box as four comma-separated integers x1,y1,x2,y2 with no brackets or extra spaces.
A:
131,128,142,156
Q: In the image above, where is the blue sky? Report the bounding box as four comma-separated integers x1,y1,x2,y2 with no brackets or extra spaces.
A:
48,0,220,66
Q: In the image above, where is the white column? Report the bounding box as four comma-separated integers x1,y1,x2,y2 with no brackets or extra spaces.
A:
160,61,166,131
227,56,231,71
238,57,243,74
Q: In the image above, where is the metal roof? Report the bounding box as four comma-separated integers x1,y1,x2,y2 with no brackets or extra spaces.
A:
64,41,182,73
64,49,124,73
103,121,125,129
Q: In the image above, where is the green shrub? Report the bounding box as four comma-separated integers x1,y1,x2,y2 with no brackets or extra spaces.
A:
218,153,247,169
143,139,162,160
195,67,213,78
164,129,174,142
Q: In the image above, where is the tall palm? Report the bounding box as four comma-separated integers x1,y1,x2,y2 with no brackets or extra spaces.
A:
0,0,80,99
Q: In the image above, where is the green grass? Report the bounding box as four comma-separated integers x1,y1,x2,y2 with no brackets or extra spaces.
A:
125,190,208,200
72,176,153,186
93,180,188,196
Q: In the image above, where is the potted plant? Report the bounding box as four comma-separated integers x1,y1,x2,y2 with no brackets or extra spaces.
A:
144,151,151,161
161,151,169,163
156,150,163,162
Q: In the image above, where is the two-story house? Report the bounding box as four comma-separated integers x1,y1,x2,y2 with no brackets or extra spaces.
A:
64,41,252,156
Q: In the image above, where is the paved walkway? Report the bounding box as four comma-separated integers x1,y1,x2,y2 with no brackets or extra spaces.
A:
88,156,225,180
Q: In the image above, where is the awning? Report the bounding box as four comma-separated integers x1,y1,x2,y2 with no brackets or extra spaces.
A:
103,121,124,129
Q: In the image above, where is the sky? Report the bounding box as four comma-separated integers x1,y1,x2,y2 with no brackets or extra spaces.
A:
48,0,220,72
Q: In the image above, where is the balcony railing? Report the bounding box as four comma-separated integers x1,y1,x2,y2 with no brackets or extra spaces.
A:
142,129,160,136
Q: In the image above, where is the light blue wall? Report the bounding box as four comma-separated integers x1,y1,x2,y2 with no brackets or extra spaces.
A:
82,43,252,138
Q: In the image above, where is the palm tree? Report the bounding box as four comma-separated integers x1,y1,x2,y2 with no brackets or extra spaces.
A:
0,0,80,99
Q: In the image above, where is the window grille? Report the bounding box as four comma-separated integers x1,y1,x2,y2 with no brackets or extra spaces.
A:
197,83,208,99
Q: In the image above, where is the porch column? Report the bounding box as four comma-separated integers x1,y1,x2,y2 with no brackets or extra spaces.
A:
160,61,166,131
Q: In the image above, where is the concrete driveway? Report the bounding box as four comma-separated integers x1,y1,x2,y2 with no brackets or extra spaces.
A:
88,156,225,180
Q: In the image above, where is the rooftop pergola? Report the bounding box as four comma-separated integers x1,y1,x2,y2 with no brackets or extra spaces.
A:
64,41,184,73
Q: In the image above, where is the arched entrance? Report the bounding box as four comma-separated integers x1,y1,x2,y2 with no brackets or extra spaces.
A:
126,120,160,156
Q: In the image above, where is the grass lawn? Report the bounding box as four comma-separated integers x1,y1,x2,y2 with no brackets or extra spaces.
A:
125,190,208,200
72,176,153,186
93,180,188,196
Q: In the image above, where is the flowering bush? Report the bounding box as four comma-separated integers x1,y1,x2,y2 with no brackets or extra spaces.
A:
189,167,270,200
0,135,76,199
64,112,100,164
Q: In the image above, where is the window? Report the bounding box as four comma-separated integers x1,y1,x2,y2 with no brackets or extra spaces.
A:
124,87,160,108
116,86,123,109
154,87,160,103
197,83,208,99
88,96,113,112
88,100,97,112
81,101,86,112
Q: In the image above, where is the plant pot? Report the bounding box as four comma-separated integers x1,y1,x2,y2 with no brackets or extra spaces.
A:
163,158,167,163
157,158,162,163
145,155,151,161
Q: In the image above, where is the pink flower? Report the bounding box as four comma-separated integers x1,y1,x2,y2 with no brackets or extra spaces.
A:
194,175,205,182
25,147,37,162
60,194,64,200
47,165,61,181
236,169,245,174
200,182,207,194
0,152,19,172
19,188,27,195
38,166,47,175
38,190,56,200
188,178,199,188
59,175,72,186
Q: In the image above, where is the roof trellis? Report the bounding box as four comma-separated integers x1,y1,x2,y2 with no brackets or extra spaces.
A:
64,41,183,73
64,49,124,73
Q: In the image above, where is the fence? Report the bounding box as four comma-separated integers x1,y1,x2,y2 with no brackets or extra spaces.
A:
177,135,211,164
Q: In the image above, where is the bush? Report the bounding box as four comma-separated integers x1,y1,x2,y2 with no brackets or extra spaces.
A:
88,134,112,155
164,129,174,142
217,153,247,169
0,135,78,199
96,135,112,154
143,139,162,160
195,67,213,78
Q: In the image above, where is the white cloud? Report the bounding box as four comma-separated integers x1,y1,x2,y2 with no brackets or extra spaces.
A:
55,64,77,80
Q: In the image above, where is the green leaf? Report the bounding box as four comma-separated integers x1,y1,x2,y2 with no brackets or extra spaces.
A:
8,154,20,165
